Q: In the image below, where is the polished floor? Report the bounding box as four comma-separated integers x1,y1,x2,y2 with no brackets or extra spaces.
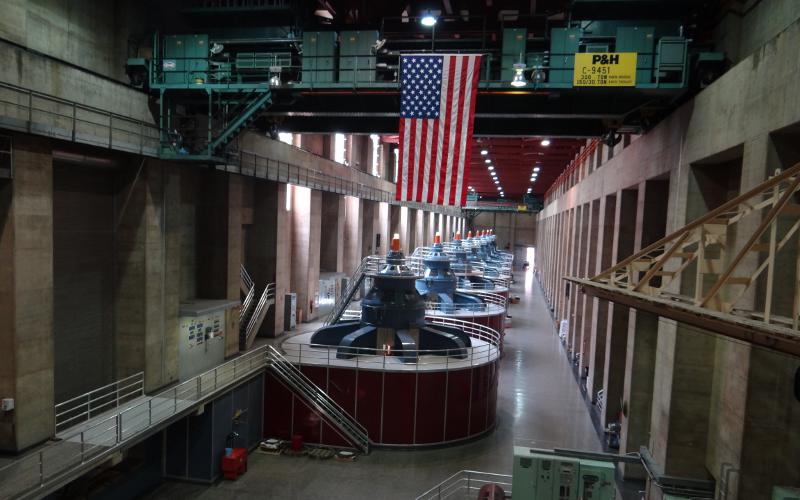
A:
147,270,602,499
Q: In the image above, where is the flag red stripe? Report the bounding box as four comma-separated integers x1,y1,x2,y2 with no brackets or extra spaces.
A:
406,119,417,201
416,119,428,202
460,63,481,205
427,119,440,203
437,56,457,205
447,59,469,205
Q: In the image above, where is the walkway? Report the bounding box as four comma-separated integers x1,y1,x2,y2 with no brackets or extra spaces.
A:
146,269,602,499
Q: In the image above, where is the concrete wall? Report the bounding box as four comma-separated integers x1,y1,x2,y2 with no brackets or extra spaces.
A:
0,0,145,82
537,17,800,499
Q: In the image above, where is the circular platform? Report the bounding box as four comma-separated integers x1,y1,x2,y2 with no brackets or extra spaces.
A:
263,319,501,448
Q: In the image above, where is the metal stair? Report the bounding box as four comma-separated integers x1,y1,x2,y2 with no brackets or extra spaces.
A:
239,265,275,351
210,90,271,153
241,283,275,350
266,346,371,454
324,259,369,326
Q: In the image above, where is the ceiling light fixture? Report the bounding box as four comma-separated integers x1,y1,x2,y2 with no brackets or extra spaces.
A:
494,180,499,184
485,159,491,164
480,150,488,155
541,139,551,146
533,167,540,172
510,62,527,88
420,11,437,27
488,165,494,171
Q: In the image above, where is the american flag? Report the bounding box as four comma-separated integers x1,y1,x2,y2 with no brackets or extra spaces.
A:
396,54,481,206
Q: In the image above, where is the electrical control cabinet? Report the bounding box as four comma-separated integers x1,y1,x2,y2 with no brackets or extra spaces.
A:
285,292,297,330
501,28,527,82
302,31,337,83
512,447,617,500
339,30,379,83
549,28,581,84
577,460,616,499
616,26,654,84
773,486,800,500
163,34,209,85
178,300,237,380
513,447,579,499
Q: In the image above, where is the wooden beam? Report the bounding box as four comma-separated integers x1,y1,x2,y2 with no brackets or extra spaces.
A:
567,278,800,357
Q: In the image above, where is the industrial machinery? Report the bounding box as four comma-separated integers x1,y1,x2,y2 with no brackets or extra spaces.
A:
310,235,472,363
773,486,800,500
415,232,485,313
512,447,616,500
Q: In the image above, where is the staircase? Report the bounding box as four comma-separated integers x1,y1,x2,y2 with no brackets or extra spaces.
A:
324,258,370,326
266,345,371,454
210,90,272,154
239,265,275,350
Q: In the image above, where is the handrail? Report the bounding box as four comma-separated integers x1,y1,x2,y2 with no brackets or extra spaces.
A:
0,80,159,156
245,282,275,348
54,372,144,434
240,264,254,291
415,470,513,500
0,347,270,500
266,345,371,453
284,315,501,372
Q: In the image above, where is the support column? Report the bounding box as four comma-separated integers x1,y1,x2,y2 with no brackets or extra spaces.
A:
579,199,600,385
0,135,54,452
290,186,321,323
249,181,290,336
116,160,182,390
320,192,344,272
620,179,668,479
601,188,638,428
377,202,390,255
343,196,362,276
587,194,616,401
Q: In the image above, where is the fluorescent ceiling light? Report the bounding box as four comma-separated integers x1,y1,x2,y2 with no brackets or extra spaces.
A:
488,165,494,171
485,159,491,164
541,139,551,146
533,167,540,172
480,150,488,155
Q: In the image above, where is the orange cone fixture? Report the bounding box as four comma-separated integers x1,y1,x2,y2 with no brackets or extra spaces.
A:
454,231,461,241
434,231,441,244
391,233,401,252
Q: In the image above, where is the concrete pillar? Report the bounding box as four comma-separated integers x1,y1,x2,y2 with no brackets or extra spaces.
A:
361,200,376,257
290,186,321,323
570,204,590,365
579,199,600,383
619,179,668,479
320,192,344,273
587,194,616,401
115,160,182,390
414,209,425,250
343,196,362,276
601,188,638,428
191,171,242,358
0,135,54,452
249,181,290,337
377,202,390,255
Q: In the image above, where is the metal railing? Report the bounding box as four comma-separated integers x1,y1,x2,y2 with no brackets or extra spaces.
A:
266,345,371,453
285,315,501,371
0,80,159,157
0,347,269,500
415,470,513,500
54,373,144,435
240,263,254,291
244,282,276,349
